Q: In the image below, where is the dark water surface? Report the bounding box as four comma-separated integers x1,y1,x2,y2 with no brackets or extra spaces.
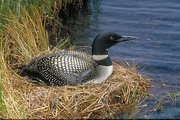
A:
62,0,180,119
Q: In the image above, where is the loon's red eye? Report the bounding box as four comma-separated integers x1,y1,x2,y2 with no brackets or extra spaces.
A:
110,37,114,41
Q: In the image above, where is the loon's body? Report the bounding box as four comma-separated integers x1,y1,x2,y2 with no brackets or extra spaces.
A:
19,32,136,86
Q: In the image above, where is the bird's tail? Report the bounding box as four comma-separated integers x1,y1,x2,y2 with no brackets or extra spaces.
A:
15,65,28,77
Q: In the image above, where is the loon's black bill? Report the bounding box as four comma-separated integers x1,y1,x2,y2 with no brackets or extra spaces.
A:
118,35,137,42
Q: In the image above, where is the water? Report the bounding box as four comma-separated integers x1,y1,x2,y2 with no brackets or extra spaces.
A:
61,0,180,118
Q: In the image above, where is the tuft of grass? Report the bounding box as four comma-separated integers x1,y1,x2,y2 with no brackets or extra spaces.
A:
1,6,49,67
0,4,70,118
0,0,81,118
0,5,48,118
166,91,179,106
0,0,83,33
0,51,7,118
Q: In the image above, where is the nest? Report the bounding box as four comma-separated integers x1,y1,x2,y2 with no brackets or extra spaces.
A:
2,62,150,119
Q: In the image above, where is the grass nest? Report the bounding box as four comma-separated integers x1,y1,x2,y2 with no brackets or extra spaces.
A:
2,59,150,119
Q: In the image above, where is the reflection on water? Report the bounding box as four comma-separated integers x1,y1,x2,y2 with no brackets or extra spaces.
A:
60,0,100,46
59,0,180,119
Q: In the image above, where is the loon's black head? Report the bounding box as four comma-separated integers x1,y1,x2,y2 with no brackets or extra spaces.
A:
92,32,136,55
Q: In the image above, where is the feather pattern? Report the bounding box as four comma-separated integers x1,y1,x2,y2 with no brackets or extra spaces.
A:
24,51,98,85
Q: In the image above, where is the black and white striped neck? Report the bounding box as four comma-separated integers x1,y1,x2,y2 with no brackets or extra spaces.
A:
92,54,112,66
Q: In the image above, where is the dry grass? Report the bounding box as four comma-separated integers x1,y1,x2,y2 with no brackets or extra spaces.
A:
1,7,49,66
2,60,150,119
0,3,150,119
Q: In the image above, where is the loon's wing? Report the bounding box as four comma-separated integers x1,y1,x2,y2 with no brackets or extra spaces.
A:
35,51,97,85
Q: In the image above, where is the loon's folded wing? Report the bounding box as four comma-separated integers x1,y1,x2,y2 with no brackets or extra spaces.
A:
35,51,97,85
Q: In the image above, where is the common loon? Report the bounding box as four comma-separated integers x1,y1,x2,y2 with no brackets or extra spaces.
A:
19,32,136,86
